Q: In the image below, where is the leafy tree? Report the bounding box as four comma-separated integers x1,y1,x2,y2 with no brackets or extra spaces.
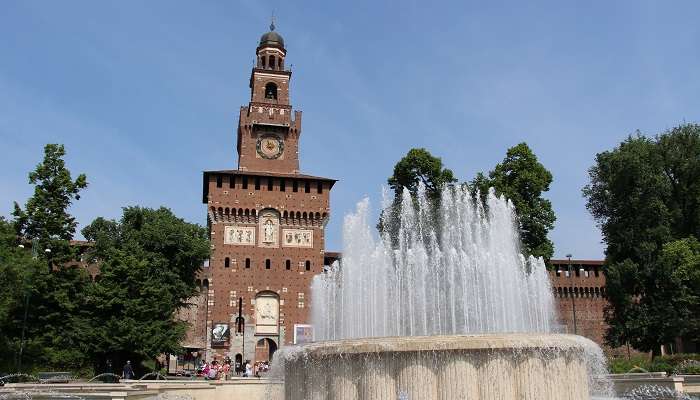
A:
12,144,88,262
470,143,556,260
381,148,456,242
0,217,41,371
81,207,209,374
583,123,700,354
387,148,456,200
4,144,92,372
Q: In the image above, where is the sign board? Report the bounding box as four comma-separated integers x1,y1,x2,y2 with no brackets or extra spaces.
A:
293,324,314,345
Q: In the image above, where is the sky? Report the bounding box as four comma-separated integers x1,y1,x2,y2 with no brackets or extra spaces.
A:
1,1,699,260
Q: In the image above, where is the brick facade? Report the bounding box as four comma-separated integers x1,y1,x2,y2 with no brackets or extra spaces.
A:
181,25,336,365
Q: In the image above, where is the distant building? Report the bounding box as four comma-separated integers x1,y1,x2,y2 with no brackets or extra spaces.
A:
547,259,610,350
180,21,337,366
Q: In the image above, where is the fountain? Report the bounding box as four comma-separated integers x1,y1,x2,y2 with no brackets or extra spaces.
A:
279,185,613,400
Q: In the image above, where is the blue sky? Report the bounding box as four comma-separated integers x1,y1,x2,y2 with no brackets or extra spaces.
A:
1,1,698,259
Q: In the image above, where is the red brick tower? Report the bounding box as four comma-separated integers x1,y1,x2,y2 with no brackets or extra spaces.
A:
198,21,336,364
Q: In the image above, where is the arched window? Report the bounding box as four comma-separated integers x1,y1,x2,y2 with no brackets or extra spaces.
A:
225,257,230,268
245,258,251,269
265,259,271,269
265,82,278,100
305,260,311,271
286,260,291,270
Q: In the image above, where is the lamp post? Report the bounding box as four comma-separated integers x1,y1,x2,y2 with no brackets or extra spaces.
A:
566,254,578,335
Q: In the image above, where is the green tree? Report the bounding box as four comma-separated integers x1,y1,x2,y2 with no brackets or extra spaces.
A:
583,123,700,354
381,148,456,242
5,144,92,372
470,143,556,260
0,217,43,371
13,144,88,262
387,148,456,200
81,207,209,374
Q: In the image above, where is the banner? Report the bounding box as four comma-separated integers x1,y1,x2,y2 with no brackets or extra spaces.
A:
211,323,230,347
293,324,313,345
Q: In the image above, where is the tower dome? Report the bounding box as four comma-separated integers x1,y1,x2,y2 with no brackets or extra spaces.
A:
259,21,284,49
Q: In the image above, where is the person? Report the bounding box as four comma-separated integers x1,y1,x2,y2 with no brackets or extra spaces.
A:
222,361,231,380
207,360,219,380
244,360,252,378
201,361,210,378
122,361,134,380
234,359,241,376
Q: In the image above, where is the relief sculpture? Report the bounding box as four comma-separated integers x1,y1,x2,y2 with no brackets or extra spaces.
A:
224,226,256,246
282,229,313,248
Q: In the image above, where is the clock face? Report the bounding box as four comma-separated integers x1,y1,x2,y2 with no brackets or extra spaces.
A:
256,134,284,159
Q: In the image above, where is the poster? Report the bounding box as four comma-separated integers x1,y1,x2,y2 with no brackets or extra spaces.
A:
211,323,230,347
293,324,314,345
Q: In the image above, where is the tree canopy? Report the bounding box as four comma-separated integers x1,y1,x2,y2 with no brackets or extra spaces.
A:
387,148,456,199
583,123,700,353
2,144,92,372
470,142,556,260
81,207,210,372
12,144,88,262
2,144,210,375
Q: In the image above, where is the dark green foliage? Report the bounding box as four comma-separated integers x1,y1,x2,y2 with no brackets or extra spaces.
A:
381,148,456,242
81,207,209,374
608,353,700,375
469,143,556,260
2,144,210,377
387,148,456,200
3,144,92,372
12,144,88,263
583,124,700,354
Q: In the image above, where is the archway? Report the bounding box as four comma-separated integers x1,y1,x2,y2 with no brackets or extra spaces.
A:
254,338,278,364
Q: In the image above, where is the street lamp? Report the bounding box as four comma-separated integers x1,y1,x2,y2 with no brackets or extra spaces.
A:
566,254,578,335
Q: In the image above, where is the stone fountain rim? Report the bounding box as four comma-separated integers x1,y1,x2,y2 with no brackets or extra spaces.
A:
287,333,589,358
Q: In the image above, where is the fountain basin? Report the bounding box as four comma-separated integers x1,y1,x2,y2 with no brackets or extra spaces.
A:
283,333,593,400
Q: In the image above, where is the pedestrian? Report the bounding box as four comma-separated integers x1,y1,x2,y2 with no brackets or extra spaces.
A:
122,360,134,380
222,361,231,380
234,359,241,376
207,360,219,380
244,360,252,377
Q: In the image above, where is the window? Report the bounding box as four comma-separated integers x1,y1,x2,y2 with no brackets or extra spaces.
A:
225,257,230,268
242,176,248,189
304,181,310,193
285,260,291,270
305,260,311,271
293,180,298,192
269,56,276,69
317,181,323,194
229,175,235,189
216,175,222,188
255,177,260,190
265,259,271,269
245,258,251,269
264,82,278,100
280,179,285,192
267,178,273,191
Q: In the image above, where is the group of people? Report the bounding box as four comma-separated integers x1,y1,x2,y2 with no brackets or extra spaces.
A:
199,357,269,379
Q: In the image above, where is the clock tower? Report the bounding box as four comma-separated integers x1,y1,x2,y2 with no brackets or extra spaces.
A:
192,21,336,364
237,20,301,174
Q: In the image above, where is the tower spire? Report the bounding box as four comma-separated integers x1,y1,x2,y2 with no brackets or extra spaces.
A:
270,12,276,31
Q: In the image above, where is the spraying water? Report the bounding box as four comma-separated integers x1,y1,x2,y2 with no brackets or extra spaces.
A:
312,185,556,341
